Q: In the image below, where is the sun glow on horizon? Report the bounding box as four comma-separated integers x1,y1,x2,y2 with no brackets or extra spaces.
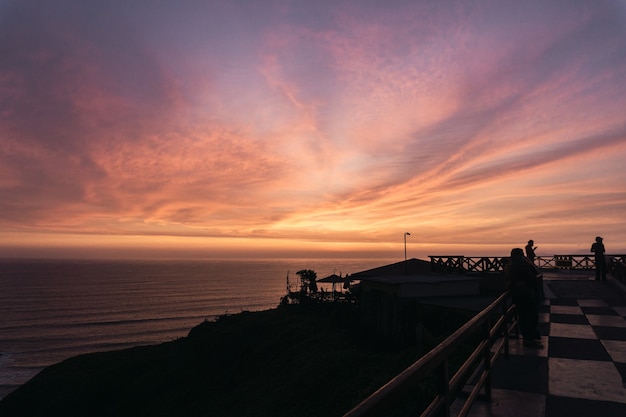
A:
2,229,624,262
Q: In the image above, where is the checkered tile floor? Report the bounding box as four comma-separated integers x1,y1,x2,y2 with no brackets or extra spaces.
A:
462,282,626,417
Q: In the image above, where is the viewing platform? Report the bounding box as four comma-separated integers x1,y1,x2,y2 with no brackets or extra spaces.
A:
455,269,626,417
344,256,626,417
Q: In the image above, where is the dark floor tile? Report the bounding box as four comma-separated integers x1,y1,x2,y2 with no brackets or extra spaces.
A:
538,304,550,314
545,395,626,417
615,362,626,384
550,313,589,325
490,354,548,395
581,306,619,315
592,326,626,341
548,337,612,361
537,322,550,337
549,298,578,306
605,298,626,307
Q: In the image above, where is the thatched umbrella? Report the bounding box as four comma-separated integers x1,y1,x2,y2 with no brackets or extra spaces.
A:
317,273,352,294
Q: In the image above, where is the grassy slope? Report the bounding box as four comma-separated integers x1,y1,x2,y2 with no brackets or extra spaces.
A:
0,303,472,417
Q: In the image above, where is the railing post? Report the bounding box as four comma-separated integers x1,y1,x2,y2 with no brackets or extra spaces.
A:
482,320,492,402
502,299,510,360
436,359,451,417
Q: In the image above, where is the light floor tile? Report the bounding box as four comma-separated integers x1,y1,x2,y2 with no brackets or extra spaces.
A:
578,299,608,307
550,305,583,315
602,340,626,363
550,323,597,339
549,357,626,403
542,285,556,299
538,312,550,324
586,314,626,327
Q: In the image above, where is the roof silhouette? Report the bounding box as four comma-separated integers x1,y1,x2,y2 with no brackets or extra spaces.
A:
350,258,433,278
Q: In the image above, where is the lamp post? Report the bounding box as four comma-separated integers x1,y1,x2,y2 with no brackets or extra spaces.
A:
404,232,411,274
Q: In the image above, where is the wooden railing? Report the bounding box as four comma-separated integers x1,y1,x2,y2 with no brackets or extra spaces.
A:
430,255,626,273
429,256,508,273
535,255,626,269
343,291,517,417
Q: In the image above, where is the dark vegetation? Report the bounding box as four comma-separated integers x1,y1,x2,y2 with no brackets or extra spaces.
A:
0,301,475,417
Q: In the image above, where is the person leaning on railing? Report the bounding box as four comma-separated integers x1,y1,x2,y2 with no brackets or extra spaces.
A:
505,248,543,348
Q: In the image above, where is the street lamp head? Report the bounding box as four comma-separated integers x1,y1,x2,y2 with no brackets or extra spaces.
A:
403,232,410,273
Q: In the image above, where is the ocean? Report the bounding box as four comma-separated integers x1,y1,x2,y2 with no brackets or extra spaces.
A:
0,257,392,400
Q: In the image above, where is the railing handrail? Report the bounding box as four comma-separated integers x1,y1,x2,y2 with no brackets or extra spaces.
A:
343,291,516,417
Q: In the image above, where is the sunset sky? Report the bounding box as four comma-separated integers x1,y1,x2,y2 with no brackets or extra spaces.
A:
2,0,626,260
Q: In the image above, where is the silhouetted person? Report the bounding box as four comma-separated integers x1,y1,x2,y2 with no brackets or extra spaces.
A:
525,240,537,263
591,236,607,281
506,248,543,348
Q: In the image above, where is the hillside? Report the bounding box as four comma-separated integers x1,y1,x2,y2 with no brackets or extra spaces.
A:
0,302,472,417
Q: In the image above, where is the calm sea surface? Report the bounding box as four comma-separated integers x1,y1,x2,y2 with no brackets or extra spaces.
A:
0,257,392,400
